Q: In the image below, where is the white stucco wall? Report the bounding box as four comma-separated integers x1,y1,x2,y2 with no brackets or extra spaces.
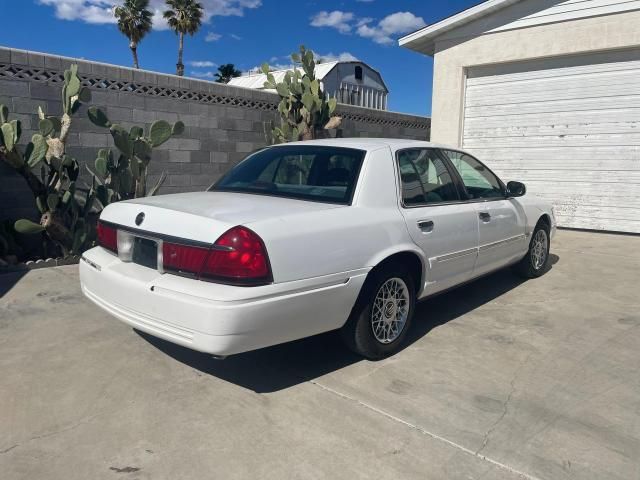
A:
431,8,640,145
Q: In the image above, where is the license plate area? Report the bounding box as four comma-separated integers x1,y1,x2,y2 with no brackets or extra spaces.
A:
132,237,158,270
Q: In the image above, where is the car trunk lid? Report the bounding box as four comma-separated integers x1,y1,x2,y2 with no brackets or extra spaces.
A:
99,191,343,244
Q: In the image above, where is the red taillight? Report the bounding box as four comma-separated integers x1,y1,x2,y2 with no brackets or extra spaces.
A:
160,226,271,285
162,242,209,275
202,226,271,283
97,221,117,253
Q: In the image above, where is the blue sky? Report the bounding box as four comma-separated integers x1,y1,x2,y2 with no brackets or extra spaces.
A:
3,0,478,116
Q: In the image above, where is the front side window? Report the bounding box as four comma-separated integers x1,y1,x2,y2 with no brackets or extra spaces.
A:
397,149,460,206
443,150,504,200
212,146,365,204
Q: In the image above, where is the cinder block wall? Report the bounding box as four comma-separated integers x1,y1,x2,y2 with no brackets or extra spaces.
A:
0,47,430,222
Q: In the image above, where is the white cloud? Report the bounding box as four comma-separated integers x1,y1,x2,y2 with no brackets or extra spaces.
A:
310,10,354,34
357,12,425,44
190,71,216,79
309,9,425,45
229,33,242,40
188,60,217,67
205,32,222,41
316,51,359,63
37,0,116,24
38,0,261,29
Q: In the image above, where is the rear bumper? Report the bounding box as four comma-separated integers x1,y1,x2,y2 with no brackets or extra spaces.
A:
79,247,367,356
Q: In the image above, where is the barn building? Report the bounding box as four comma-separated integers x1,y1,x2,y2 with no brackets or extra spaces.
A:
229,61,390,111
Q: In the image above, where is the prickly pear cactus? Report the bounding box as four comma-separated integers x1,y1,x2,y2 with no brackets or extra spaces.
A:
262,45,340,144
87,106,184,201
0,64,97,256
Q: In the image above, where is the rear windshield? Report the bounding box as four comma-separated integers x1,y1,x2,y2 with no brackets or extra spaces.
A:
210,145,366,204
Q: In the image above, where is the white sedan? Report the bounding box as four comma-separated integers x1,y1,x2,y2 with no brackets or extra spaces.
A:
80,139,555,359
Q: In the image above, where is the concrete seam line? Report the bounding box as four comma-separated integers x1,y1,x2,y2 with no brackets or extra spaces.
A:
309,380,542,480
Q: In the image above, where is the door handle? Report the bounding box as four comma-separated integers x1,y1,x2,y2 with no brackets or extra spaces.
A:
417,220,434,233
479,212,491,222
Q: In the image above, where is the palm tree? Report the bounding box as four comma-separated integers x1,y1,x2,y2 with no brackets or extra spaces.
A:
215,64,242,83
163,0,204,76
114,0,153,69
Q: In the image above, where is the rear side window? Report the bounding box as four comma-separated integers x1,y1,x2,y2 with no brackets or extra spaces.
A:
397,149,460,206
212,146,365,204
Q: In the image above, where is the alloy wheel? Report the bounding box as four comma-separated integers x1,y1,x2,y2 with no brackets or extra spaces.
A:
531,229,548,270
371,277,410,344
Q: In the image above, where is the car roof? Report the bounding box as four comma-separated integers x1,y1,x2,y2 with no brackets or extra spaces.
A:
269,138,456,152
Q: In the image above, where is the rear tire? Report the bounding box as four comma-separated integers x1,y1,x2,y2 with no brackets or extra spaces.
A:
341,263,416,360
513,222,550,278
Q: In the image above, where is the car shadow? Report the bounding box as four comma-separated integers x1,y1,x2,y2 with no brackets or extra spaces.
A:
0,269,29,298
137,254,560,393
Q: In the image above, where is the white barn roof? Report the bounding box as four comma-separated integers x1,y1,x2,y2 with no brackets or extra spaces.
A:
228,61,341,89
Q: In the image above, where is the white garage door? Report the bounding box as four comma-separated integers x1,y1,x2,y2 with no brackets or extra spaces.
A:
463,49,640,233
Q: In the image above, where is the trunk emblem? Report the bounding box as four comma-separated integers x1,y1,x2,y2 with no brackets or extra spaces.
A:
135,212,145,226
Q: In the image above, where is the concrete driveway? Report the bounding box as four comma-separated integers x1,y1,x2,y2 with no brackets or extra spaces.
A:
1,230,639,480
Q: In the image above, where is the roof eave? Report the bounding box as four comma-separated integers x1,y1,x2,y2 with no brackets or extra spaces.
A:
398,0,521,56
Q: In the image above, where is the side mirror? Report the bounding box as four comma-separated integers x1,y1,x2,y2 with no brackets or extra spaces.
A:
506,181,526,197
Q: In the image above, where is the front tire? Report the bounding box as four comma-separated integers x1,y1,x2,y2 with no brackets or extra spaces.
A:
341,263,416,360
513,222,550,278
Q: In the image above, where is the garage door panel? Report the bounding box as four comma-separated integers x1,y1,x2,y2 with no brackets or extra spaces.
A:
492,168,640,184
464,111,640,132
466,49,640,83
464,123,640,139
556,215,640,232
465,95,640,118
463,52,640,232
465,132,640,149
522,183,639,205
466,72,640,104
479,156,639,173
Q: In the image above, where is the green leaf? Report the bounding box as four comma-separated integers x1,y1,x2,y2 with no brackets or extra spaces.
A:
149,120,172,147
291,53,301,63
78,87,91,103
172,121,185,136
27,134,48,168
328,97,337,114
95,156,108,177
36,196,46,214
62,191,72,205
9,119,20,143
67,71,81,98
39,118,54,137
1,123,14,151
0,104,8,124
120,168,133,193
260,63,270,75
110,125,132,156
133,139,152,161
275,82,289,97
129,126,143,139
301,92,315,112
14,219,45,234
310,79,319,96
50,156,63,171
49,117,62,133
87,107,111,128
62,154,75,167
129,157,140,179
47,193,59,211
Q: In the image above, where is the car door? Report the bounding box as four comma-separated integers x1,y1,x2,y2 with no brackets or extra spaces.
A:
396,148,479,296
441,150,527,277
